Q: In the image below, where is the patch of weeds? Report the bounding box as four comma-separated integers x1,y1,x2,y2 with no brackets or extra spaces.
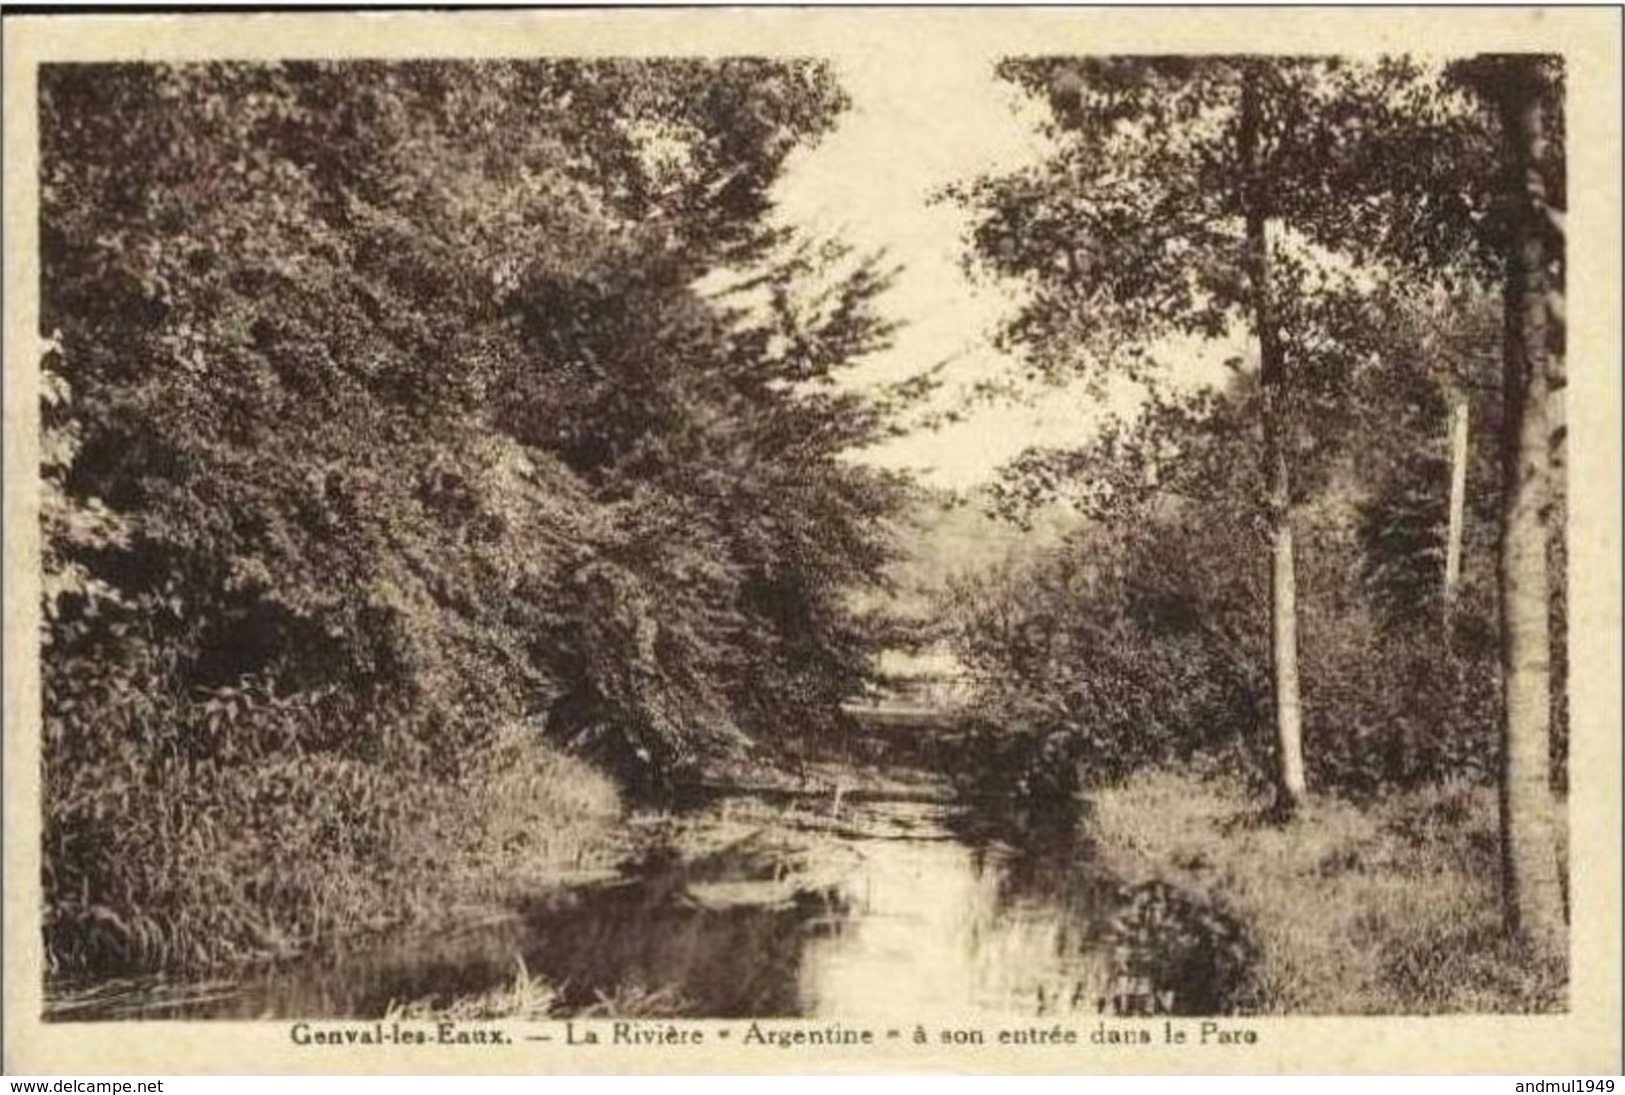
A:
574,981,692,1018
1381,918,1567,1014
386,957,558,1021
1104,879,1260,1015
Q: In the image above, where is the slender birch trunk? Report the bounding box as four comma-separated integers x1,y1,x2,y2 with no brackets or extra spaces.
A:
1240,68,1307,815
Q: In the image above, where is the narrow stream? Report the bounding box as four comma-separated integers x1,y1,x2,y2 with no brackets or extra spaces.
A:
46,794,1253,1021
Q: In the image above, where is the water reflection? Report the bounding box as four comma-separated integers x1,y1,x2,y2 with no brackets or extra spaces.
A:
796,835,1122,1019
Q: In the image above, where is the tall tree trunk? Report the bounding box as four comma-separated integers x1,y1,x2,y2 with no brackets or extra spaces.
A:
1490,57,1566,954
1240,69,1307,816
1443,388,1470,628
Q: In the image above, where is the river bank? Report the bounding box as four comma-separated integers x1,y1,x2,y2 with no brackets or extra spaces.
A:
1081,767,1567,1014
43,740,949,1021
44,726,628,1016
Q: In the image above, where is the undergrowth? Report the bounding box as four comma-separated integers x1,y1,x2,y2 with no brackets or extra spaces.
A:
1083,766,1567,1014
45,716,621,978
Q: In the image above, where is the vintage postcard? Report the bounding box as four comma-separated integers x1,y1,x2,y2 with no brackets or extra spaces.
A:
4,6,1620,1076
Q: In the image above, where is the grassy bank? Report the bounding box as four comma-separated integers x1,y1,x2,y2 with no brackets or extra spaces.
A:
45,724,623,978
1083,767,1567,1014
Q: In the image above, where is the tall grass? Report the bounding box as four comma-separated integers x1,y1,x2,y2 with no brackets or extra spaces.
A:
45,708,621,978
1083,766,1567,1014
383,958,692,1022
386,958,558,1022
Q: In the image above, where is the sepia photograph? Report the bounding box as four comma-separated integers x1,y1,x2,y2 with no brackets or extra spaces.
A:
3,6,1619,1076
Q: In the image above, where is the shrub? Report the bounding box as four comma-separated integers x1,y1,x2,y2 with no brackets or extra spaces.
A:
948,720,1085,839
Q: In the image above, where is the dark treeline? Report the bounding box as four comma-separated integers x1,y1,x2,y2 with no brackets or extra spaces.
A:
40,60,913,975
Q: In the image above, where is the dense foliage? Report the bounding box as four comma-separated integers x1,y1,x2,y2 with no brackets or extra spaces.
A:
942,55,1567,822
946,376,1508,801
40,60,911,973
